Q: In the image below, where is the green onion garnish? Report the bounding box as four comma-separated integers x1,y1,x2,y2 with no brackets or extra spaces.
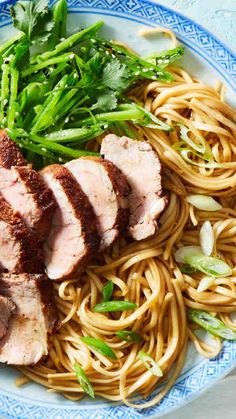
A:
80,337,117,359
74,364,94,398
102,281,114,302
175,246,232,277
93,301,137,313
138,351,163,377
187,309,236,340
116,330,142,343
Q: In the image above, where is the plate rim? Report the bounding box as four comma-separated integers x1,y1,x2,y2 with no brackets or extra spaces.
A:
0,1,235,418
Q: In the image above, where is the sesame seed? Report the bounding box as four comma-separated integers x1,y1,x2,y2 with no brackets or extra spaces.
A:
41,147,47,152
142,69,149,73
64,117,69,123
3,99,8,106
15,112,20,117
105,51,110,56
58,157,63,162
151,76,157,80
135,71,140,76
69,53,75,59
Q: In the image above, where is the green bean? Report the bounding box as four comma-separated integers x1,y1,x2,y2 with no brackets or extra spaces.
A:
31,21,103,64
22,52,74,77
50,0,67,49
7,66,19,129
45,126,105,143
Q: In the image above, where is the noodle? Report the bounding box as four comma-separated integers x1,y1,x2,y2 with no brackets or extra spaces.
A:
18,29,236,408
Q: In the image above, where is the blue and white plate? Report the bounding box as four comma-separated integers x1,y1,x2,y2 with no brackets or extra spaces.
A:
0,1,236,418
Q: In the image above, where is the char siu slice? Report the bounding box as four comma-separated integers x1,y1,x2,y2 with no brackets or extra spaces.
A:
0,131,56,240
65,157,130,251
0,273,58,365
0,195,43,273
41,165,100,280
0,295,15,340
101,135,167,241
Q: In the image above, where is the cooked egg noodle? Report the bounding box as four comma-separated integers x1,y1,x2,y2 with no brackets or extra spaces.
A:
18,28,236,408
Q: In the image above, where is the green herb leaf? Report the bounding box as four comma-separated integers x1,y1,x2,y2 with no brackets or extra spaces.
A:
175,246,232,277
187,309,236,340
74,364,94,398
116,330,142,343
93,301,137,312
102,281,114,302
11,0,54,46
102,58,131,91
96,92,118,111
80,337,117,359
138,351,163,377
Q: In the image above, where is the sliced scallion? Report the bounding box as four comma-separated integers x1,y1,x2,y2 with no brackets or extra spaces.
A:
74,364,94,398
199,220,214,257
174,246,232,277
102,281,114,302
116,330,142,343
93,301,137,313
186,195,222,211
138,351,163,377
187,309,236,340
80,336,117,359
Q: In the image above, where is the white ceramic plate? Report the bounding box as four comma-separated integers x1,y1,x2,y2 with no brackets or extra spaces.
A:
0,1,236,418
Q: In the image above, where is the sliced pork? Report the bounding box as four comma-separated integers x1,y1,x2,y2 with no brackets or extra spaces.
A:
0,131,56,240
0,273,58,365
0,129,25,168
101,135,167,241
65,157,130,251
0,195,43,273
0,295,15,340
41,165,100,280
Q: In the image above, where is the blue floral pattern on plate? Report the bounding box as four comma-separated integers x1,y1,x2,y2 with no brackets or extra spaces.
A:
0,1,236,418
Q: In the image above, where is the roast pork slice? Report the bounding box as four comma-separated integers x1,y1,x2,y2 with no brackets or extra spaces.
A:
0,295,15,340
41,165,100,280
0,129,26,168
0,273,58,365
0,195,43,273
65,157,130,251
101,134,167,241
0,131,56,240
